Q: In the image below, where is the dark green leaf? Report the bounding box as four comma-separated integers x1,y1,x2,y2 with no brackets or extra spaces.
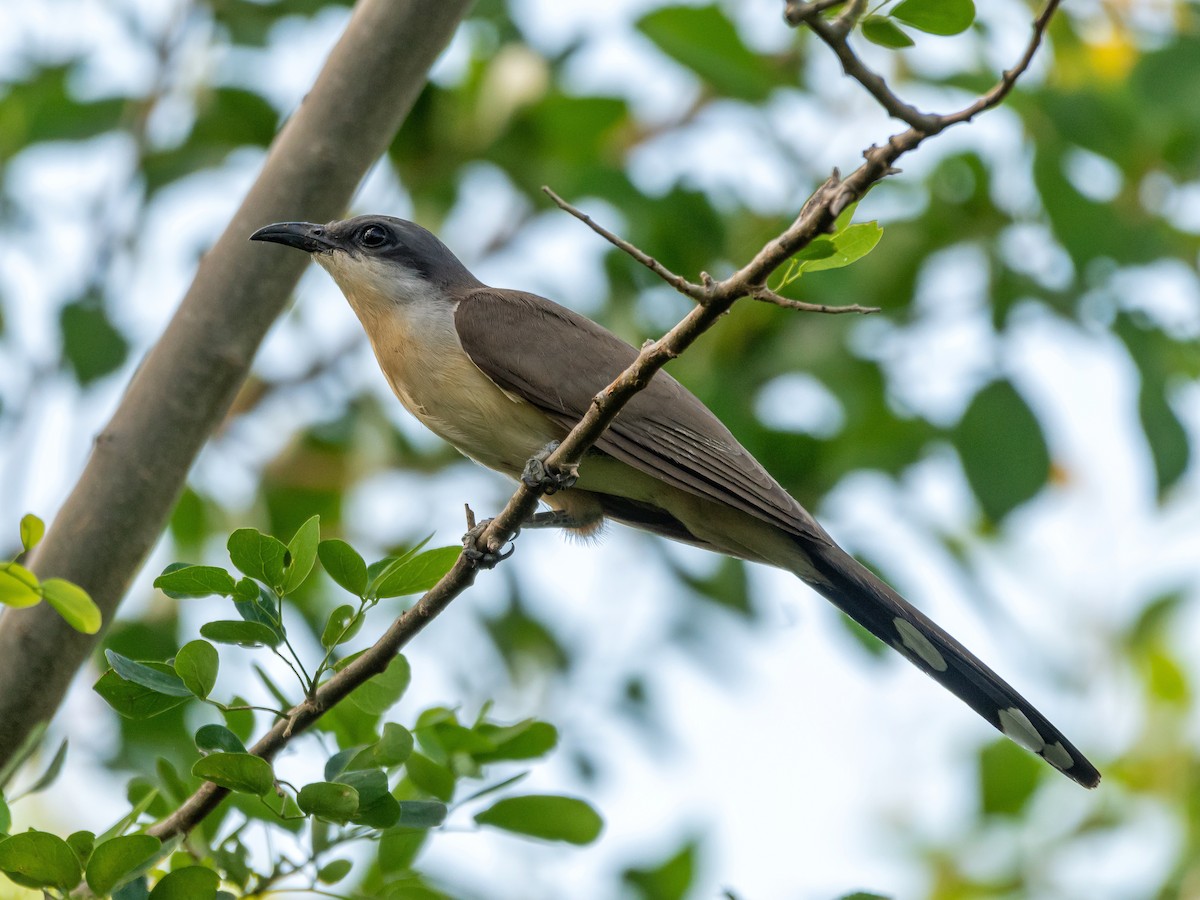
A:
357,723,414,768
952,380,1050,522
94,668,190,719
148,866,219,899
85,834,162,896
66,831,94,867
321,604,362,648
474,795,603,845
1138,381,1189,498
191,753,274,795
21,739,67,797
60,299,129,385
378,828,428,875
199,620,280,648
397,800,447,829
41,578,101,634
893,0,975,35
622,839,697,900
297,782,359,823
348,654,411,716
474,721,557,763
0,830,82,890
283,515,320,593
105,651,192,697
861,16,914,48
232,580,286,642
317,859,353,885
153,566,236,600
195,724,247,755
18,514,44,554
0,797,9,834
979,739,1041,816
174,640,218,699
370,547,460,599
638,5,778,101
227,529,289,589
319,540,369,596
404,753,455,802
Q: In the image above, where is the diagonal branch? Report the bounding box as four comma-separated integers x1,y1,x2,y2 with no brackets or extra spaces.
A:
145,0,1063,842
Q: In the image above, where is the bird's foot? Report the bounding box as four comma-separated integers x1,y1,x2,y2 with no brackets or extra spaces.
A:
521,441,578,495
461,518,517,569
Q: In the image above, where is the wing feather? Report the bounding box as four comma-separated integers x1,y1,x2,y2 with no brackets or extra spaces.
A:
454,288,828,545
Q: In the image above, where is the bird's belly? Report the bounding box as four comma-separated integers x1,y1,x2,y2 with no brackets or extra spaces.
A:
380,339,563,478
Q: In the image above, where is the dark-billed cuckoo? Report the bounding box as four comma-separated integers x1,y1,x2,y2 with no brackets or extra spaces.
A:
250,215,1099,788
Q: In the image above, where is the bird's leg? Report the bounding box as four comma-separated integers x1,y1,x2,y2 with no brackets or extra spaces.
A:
521,441,578,495
461,518,517,569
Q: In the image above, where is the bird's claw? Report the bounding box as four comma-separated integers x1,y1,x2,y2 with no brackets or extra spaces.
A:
521,441,578,495
461,518,518,569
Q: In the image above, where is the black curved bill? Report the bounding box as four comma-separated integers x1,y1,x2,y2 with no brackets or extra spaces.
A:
249,221,339,253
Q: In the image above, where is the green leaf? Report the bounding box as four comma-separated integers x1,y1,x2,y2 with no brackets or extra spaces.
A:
153,566,236,600
319,540,368,596
377,828,428,875
317,859,353,885
397,800,447,829
94,668,190,719
892,0,975,35
199,620,280,648
474,721,557,763
404,753,455,802
195,724,246,755
370,547,460,600
952,380,1050,522
227,528,289,589
232,580,286,642
361,722,414,768
20,739,67,797
297,782,359,823
0,563,41,608
60,299,129,385
174,640,218,699
105,651,192,698
622,839,697,900
0,830,82,890
18,514,44,554
979,738,1041,816
783,223,884,284
66,831,94,867
148,866,219,899
638,5,778,101
321,604,362,648
283,515,320,594
338,769,388,805
1138,380,1189,498
191,753,274,796
474,795,603,845
85,834,162,895
347,654,411,716
40,578,101,633
0,796,9,834
861,16,914,48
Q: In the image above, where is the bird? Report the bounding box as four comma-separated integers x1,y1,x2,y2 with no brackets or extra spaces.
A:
250,214,1100,788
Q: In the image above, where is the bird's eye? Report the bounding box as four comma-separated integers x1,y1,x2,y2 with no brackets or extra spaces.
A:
358,225,388,248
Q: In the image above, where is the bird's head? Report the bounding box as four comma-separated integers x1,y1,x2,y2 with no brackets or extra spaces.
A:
251,215,480,316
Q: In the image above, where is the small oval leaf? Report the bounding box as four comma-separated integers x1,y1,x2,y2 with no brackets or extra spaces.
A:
474,795,603,845
191,753,274,795
174,640,218,699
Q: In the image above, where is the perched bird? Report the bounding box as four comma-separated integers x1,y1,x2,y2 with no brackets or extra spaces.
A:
251,214,1099,788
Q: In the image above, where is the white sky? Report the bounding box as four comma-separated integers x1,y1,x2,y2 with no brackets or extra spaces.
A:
3,1,1199,898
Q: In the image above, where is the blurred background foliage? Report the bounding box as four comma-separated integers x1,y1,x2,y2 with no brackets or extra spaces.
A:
1,0,1199,897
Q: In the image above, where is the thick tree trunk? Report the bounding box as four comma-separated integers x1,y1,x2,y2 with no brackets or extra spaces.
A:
0,0,471,767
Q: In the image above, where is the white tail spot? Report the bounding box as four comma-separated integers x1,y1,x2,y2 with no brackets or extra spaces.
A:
893,617,948,672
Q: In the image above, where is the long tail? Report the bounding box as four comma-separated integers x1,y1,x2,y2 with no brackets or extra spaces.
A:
803,542,1100,788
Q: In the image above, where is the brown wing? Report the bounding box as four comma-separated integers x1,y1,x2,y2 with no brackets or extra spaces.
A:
454,288,830,546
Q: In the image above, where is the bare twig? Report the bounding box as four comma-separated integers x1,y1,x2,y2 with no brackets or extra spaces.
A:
752,287,880,315
541,187,702,300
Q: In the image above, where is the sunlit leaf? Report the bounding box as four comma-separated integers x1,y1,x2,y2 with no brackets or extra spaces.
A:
474,794,603,845
0,830,82,891
41,578,101,634
893,0,975,35
861,16,914,48
85,834,161,896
